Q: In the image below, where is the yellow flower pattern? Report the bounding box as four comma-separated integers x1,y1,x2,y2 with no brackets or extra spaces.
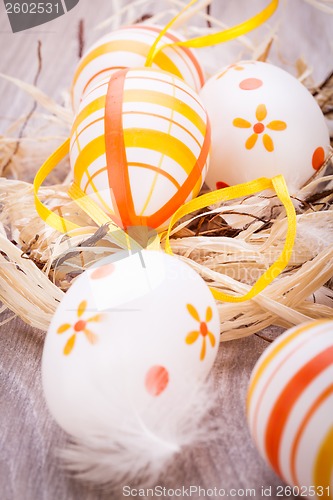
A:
233,104,287,152
216,61,256,80
57,300,102,355
186,304,216,361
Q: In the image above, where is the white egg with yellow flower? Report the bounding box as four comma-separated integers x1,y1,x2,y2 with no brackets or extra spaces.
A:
42,250,219,439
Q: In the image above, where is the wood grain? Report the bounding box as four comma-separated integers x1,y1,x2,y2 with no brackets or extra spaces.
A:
0,1,331,498
0,315,290,500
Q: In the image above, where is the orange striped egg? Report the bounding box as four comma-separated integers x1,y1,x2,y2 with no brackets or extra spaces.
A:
247,320,333,499
70,67,210,231
71,24,205,111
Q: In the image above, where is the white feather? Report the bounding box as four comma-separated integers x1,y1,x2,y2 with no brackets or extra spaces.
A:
308,286,333,306
58,377,218,488
296,212,333,256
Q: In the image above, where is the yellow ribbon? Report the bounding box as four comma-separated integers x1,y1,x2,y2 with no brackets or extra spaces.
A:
33,0,293,303
164,175,297,302
34,138,77,234
33,139,142,251
145,0,279,67
34,139,296,303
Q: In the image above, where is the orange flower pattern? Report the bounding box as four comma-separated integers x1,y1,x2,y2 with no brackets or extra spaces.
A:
57,300,102,355
233,104,287,152
186,304,216,361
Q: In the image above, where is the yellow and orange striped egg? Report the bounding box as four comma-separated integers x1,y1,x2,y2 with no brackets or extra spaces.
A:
70,67,211,231
247,320,333,499
71,24,205,111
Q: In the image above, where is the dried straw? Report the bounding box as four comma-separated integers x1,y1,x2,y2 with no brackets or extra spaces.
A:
302,0,333,15
0,0,332,340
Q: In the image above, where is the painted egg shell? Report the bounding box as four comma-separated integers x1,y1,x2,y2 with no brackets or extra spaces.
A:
71,23,205,111
70,67,211,231
247,320,333,499
199,61,330,193
42,250,219,438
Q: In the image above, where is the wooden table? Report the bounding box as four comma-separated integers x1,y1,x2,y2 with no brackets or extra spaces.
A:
0,1,331,498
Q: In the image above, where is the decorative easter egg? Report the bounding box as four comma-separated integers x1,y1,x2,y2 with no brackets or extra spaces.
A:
71,23,205,111
42,250,219,439
199,61,330,193
247,320,333,499
70,67,210,231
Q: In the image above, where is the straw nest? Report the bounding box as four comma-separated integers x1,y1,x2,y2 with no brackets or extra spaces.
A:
0,0,332,341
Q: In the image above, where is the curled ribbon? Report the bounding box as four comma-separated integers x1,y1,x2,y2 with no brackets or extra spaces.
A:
33,0,293,303
34,140,296,303
164,175,297,303
145,0,279,67
33,138,142,252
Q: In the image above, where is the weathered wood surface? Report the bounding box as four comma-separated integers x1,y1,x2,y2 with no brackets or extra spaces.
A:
0,1,332,499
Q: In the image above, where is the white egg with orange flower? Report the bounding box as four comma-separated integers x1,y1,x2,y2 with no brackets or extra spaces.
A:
200,61,330,193
42,250,219,439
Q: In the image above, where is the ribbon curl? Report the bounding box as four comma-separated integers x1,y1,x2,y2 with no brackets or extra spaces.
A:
34,140,296,303
33,0,293,304
164,175,297,303
145,0,279,67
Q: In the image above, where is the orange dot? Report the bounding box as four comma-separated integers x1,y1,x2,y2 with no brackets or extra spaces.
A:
74,320,86,332
200,322,208,336
91,263,115,280
216,181,229,189
312,147,325,170
254,123,265,134
145,366,169,397
239,78,263,90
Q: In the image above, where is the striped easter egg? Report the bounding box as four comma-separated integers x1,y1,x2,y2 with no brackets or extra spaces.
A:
71,24,205,111
69,67,210,231
247,320,333,499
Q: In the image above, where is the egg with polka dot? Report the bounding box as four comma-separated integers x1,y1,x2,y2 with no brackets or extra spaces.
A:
42,250,220,439
199,61,330,193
